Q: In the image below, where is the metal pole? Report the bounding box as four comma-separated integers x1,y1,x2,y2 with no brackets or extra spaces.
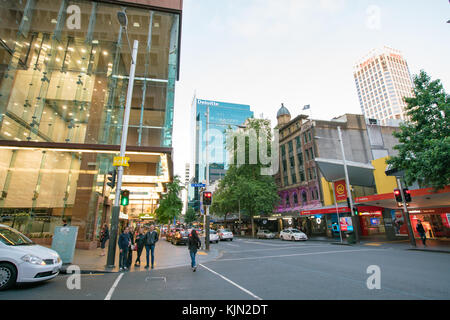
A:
337,126,360,244
204,106,210,251
396,178,416,247
107,39,139,267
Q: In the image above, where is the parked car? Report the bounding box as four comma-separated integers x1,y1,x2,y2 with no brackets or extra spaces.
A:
280,228,308,241
0,224,62,291
172,229,189,245
209,230,219,243
218,229,233,241
257,229,277,239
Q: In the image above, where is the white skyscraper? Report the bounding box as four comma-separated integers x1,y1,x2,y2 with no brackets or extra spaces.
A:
353,46,415,126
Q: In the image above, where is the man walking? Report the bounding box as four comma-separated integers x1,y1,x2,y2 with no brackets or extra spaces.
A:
144,225,159,269
118,227,131,271
416,220,427,247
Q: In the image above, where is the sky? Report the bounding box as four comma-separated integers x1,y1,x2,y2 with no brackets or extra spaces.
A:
171,0,450,180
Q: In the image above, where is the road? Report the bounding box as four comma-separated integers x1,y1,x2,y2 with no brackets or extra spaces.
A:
1,237,450,300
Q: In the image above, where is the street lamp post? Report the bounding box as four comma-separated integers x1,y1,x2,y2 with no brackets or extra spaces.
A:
337,126,360,244
314,127,360,244
106,11,139,267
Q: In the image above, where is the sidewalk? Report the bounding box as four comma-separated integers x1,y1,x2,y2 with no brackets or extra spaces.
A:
52,237,222,274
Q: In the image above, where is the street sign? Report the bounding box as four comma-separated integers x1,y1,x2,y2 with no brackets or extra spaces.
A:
191,183,206,188
113,156,130,167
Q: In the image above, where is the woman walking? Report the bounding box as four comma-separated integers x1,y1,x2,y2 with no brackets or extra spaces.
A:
99,224,109,256
135,228,145,266
188,229,201,272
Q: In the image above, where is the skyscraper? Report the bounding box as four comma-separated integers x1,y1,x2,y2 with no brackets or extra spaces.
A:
353,46,415,126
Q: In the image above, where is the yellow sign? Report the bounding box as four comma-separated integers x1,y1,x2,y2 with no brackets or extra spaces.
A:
113,156,130,167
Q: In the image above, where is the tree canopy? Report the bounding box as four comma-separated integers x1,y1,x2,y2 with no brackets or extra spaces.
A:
387,70,450,190
155,175,184,225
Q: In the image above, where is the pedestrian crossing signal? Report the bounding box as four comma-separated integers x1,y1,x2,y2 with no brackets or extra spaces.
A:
121,190,130,206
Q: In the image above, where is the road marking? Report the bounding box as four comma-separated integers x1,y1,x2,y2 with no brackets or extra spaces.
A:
104,273,124,300
212,249,378,262
242,240,287,247
198,251,208,255
225,245,334,254
222,243,240,247
365,243,382,246
200,264,263,300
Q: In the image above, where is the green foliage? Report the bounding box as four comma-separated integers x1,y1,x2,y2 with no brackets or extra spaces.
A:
155,175,184,225
184,207,198,225
213,118,280,236
387,70,450,190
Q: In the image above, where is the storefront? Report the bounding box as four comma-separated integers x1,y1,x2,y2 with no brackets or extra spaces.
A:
409,208,450,240
357,206,386,236
300,206,352,239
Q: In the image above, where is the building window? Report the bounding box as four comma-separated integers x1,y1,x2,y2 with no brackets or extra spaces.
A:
302,191,308,204
293,193,298,205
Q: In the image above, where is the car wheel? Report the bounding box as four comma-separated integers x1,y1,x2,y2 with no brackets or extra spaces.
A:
215,240,219,243
230,238,233,241
0,262,17,291
291,236,295,241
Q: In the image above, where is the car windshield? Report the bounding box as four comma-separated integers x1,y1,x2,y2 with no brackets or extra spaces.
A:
290,229,301,233
0,226,34,246
210,230,216,234
221,229,231,233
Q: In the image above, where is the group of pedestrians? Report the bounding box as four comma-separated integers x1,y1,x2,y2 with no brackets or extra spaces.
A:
118,225,159,271
101,223,203,272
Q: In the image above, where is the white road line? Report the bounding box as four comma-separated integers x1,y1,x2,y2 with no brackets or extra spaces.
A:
104,273,124,300
242,240,290,247
226,245,334,254
200,264,263,300
222,243,240,247
212,249,378,262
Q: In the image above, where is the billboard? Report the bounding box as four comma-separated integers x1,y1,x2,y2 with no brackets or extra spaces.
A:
114,0,183,11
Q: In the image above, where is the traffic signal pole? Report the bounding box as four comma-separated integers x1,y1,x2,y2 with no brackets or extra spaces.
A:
204,106,210,251
396,178,416,247
106,39,138,268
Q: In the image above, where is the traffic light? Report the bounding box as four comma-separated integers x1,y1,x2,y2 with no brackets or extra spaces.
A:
403,188,412,203
107,169,117,189
394,189,402,202
120,190,130,206
203,191,212,205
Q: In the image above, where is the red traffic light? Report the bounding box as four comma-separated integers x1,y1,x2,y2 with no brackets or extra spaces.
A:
204,192,211,197
394,188,402,202
394,189,401,195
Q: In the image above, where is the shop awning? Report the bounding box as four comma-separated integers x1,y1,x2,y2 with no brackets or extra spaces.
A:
355,186,450,210
315,157,375,187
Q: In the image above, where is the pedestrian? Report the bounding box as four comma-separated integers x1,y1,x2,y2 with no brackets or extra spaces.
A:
188,229,201,272
144,225,159,269
62,219,68,227
416,220,427,247
118,227,131,271
127,226,135,268
135,228,146,266
99,223,109,256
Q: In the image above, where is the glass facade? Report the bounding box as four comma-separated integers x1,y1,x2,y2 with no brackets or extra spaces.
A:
0,0,180,247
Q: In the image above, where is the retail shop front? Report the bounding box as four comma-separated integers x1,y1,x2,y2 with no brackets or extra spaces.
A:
355,186,450,242
299,206,352,239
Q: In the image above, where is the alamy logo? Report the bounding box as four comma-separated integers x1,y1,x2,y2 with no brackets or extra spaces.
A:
66,5,81,30
366,265,381,290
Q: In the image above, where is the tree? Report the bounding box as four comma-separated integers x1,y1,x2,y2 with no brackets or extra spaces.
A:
155,175,184,227
184,207,198,225
215,118,279,237
387,70,450,190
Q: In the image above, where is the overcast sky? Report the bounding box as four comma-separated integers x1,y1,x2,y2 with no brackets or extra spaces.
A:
171,0,450,180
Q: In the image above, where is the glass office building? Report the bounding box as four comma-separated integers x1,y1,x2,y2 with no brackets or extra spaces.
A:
190,98,253,211
0,0,182,248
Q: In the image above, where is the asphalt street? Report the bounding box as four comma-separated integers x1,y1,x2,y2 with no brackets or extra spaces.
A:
1,238,450,300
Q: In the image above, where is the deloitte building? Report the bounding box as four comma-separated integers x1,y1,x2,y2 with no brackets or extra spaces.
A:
0,0,182,249
189,98,253,212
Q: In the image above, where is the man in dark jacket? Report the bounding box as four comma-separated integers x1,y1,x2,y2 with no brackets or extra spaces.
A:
144,225,159,269
416,220,427,247
118,227,131,271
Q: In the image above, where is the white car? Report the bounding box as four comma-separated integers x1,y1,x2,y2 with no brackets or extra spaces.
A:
280,228,308,241
218,229,233,241
209,230,219,243
257,229,277,239
0,224,62,290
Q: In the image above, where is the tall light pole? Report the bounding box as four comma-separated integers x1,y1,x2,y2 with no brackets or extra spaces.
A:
107,11,139,267
337,126,360,244
204,106,210,251
314,126,361,244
